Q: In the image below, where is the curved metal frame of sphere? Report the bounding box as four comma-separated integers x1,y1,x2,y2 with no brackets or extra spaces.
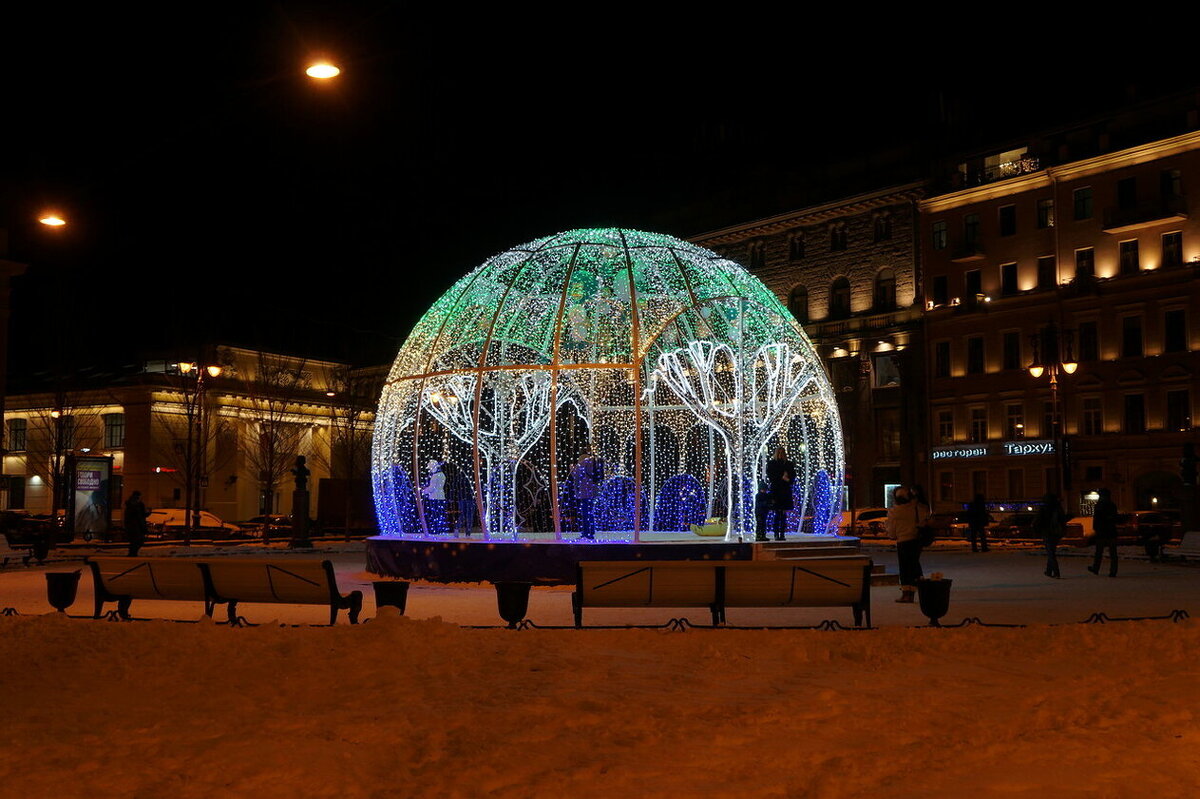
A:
372,229,844,542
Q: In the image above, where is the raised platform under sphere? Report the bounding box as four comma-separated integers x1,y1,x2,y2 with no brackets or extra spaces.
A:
365,533,859,585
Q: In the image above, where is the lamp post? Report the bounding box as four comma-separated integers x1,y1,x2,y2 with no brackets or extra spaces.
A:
1028,324,1077,499
178,361,222,540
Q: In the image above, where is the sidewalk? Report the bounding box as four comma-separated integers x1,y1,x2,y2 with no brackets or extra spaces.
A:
2,538,1195,627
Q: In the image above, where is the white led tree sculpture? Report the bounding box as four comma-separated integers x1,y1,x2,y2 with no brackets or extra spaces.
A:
652,339,815,539
373,228,844,543
421,369,561,539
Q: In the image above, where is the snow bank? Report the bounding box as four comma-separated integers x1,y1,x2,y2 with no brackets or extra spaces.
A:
2,611,1197,797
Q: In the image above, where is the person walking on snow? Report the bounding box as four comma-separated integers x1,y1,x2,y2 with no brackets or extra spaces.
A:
1089,487,1119,577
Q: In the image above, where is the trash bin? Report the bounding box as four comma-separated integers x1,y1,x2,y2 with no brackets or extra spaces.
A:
372,580,410,614
493,581,532,628
915,577,953,627
45,571,82,613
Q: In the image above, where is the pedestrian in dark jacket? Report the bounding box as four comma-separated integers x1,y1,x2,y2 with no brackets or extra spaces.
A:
1088,488,1119,577
765,447,796,541
965,493,990,552
123,491,150,557
1033,493,1067,578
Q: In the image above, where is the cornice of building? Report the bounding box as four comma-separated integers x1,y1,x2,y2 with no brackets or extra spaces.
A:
921,129,1200,213
690,182,927,246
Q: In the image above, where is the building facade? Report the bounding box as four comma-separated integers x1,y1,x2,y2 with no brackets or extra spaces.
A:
921,132,1200,516
692,184,927,510
2,345,381,527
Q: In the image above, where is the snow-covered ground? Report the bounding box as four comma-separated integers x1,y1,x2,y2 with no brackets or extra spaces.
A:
1,541,1197,797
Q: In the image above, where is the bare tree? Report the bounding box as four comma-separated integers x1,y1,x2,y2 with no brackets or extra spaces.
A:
148,377,233,530
311,364,378,532
20,390,106,518
226,351,313,516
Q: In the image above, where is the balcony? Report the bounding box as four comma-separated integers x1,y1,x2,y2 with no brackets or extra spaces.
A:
1103,195,1188,234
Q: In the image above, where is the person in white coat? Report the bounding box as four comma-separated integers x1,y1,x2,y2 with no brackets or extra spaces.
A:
886,486,929,603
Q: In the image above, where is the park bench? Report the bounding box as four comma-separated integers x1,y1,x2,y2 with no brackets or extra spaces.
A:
572,556,873,628
87,557,214,619
720,558,872,628
202,559,363,625
86,557,363,624
572,561,723,626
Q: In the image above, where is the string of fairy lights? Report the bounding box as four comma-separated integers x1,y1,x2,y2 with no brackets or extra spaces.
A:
372,229,844,542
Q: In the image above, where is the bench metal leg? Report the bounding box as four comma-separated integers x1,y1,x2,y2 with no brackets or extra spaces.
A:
347,592,363,625
226,601,239,625
571,592,582,628
117,597,133,621
852,604,863,628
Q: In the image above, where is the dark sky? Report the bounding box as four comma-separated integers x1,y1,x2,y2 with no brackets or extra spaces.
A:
3,4,1195,379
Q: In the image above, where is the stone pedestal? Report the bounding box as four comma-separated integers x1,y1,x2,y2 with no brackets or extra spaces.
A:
290,489,312,549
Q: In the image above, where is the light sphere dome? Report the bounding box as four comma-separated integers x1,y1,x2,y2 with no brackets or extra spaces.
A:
372,228,844,542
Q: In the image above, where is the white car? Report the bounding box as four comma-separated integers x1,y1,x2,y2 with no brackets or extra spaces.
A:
145,509,243,535
839,508,890,537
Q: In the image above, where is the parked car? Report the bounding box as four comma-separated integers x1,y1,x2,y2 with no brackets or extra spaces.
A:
1068,511,1180,544
839,508,889,537
145,509,243,537
239,515,296,536
927,511,970,538
988,511,1040,539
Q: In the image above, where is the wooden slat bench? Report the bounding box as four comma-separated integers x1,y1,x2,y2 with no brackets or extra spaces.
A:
571,561,723,627
86,557,363,624
87,557,214,619
572,556,872,628
202,559,363,625
720,558,872,628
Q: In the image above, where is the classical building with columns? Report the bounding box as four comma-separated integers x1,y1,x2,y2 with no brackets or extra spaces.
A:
3,345,382,529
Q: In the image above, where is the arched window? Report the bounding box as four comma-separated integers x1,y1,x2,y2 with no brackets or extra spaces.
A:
788,286,809,324
829,277,851,319
873,268,896,311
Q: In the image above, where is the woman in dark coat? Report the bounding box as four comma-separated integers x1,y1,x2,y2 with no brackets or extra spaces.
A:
1032,493,1067,578
765,447,796,541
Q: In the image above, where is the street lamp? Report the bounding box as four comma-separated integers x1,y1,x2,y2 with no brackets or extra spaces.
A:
178,361,222,539
1028,324,1077,498
305,61,341,80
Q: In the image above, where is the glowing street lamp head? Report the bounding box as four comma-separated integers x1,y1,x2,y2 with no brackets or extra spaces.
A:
39,214,66,227
306,62,340,79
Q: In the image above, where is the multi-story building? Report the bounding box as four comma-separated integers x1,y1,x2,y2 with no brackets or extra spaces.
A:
692,183,927,509
921,132,1200,516
2,345,381,527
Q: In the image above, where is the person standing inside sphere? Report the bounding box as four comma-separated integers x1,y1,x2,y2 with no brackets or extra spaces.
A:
765,447,796,541
1089,487,1119,577
1033,493,1067,578
421,460,448,535
123,490,150,557
886,486,928,603
571,449,603,540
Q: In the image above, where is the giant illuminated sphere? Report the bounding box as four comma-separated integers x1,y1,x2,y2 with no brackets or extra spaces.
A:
372,228,843,542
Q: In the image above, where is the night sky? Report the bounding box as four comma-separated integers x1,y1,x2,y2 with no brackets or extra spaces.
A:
3,5,1193,381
